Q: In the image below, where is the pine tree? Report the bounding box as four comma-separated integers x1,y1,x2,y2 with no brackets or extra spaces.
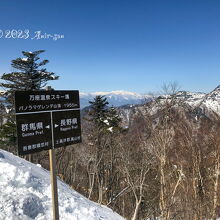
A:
0,50,59,152
88,96,121,133
107,106,121,133
89,95,109,130
88,95,122,203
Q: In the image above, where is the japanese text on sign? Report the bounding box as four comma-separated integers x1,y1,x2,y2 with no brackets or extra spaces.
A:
21,122,43,131
29,94,70,101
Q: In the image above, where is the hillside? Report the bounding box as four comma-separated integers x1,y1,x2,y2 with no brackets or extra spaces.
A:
0,150,124,220
116,85,220,127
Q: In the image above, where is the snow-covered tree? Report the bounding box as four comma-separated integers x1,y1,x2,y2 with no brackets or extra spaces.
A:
0,50,58,108
89,95,109,129
89,96,121,133
0,50,59,152
107,106,121,133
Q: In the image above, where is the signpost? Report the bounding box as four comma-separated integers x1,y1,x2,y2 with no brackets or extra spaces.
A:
16,112,52,155
15,90,82,220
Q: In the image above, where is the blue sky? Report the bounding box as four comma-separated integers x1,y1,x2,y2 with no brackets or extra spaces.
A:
0,0,220,94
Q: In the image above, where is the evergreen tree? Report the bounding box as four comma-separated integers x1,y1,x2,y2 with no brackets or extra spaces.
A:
1,50,58,108
88,95,122,203
107,106,121,133
89,95,109,130
0,50,59,152
88,96,121,133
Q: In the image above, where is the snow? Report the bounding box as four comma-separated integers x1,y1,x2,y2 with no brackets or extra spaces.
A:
79,90,153,108
37,71,57,79
107,127,113,132
5,107,10,114
194,86,220,115
50,75,57,79
156,89,220,115
176,89,220,115
0,150,125,220
21,58,28,61
80,90,148,99
103,119,109,126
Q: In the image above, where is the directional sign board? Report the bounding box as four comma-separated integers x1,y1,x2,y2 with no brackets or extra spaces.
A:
15,90,81,155
16,112,52,155
53,110,81,149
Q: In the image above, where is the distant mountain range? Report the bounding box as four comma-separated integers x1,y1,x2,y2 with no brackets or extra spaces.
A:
80,90,152,108
80,86,220,115
116,85,220,128
1,87,220,116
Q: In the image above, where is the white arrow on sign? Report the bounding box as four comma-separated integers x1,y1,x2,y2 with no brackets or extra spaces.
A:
45,125,50,129
54,124,59,128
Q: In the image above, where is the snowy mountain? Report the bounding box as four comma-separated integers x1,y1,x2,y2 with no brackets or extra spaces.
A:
80,90,152,108
196,85,220,115
0,149,124,220
167,86,220,115
79,87,220,114
117,86,220,128
151,86,220,116
174,91,206,107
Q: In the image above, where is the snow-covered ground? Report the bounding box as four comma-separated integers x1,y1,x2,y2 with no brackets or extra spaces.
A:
0,150,125,220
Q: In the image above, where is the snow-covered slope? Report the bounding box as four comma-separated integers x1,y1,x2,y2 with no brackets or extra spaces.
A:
117,86,220,128
197,85,220,114
154,86,220,116
173,86,220,115
80,90,152,108
0,150,124,220
174,91,206,107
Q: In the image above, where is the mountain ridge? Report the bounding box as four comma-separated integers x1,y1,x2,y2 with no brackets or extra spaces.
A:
80,90,152,108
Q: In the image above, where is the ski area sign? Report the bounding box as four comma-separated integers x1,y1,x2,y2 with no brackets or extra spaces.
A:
15,90,81,155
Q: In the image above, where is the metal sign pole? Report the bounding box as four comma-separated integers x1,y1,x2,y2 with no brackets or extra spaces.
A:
49,148,59,220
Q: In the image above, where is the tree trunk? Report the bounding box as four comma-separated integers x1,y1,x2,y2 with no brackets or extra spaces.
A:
131,200,141,220
212,158,220,220
88,173,95,199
